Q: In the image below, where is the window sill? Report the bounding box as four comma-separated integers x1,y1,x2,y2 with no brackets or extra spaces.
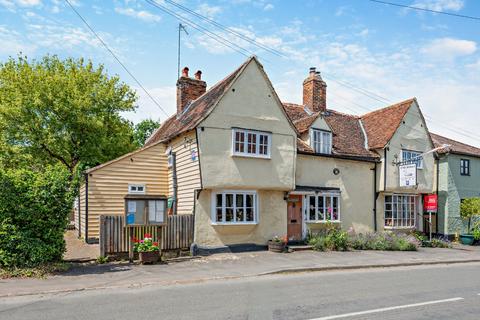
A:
231,153,271,160
211,222,259,226
305,220,341,224
384,226,416,230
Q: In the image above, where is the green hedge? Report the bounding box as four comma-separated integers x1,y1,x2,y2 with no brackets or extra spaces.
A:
0,166,72,268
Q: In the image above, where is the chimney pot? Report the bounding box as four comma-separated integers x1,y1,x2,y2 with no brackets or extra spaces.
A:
182,67,189,78
176,68,207,115
303,67,327,112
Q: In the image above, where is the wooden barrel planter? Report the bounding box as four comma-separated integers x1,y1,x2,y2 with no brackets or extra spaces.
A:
268,241,286,253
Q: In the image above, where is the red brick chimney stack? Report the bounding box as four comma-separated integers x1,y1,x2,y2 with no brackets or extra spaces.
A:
177,67,207,115
303,67,327,113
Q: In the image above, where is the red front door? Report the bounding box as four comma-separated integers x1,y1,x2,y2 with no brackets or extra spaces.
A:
287,195,303,241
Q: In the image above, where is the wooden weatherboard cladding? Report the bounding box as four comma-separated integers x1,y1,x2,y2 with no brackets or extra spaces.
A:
77,142,169,240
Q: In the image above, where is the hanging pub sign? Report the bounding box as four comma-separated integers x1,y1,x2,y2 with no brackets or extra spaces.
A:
424,194,438,212
399,163,417,187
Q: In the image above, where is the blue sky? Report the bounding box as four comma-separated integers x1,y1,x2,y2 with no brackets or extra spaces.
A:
1,0,480,147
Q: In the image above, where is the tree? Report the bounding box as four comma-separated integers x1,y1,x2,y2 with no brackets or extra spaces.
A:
133,119,160,147
0,55,138,178
460,197,480,232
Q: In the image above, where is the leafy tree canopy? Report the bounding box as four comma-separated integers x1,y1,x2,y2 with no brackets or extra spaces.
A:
133,118,160,147
0,55,138,176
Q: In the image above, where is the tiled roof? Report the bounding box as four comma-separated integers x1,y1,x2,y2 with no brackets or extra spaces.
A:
144,58,250,145
431,133,480,158
282,103,378,159
360,98,415,149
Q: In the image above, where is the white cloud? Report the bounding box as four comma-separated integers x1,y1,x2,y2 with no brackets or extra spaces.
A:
0,0,41,10
0,25,36,55
421,37,477,60
123,86,176,123
115,7,161,23
335,5,353,17
196,3,222,18
263,3,274,11
412,0,464,11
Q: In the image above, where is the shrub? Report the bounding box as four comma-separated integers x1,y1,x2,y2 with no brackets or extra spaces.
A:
429,238,452,248
308,226,349,252
0,166,72,268
349,232,419,251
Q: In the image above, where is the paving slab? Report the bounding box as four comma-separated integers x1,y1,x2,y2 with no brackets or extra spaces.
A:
2,246,480,298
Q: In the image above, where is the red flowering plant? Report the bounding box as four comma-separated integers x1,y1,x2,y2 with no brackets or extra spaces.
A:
133,233,160,252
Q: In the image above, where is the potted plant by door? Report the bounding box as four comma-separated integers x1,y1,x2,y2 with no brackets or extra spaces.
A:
268,235,287,253
459,198,480,245
134,233,160,264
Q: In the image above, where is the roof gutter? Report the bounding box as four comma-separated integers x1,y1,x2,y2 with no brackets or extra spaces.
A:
297,150,380,163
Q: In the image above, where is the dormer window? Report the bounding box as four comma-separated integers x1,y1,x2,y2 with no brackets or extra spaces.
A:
311,129,332,154
232,128,271,159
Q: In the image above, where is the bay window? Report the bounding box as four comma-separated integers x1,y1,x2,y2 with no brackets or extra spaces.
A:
232,128,271,158
384,194,416,228
213,190,257,224
305,193,340,222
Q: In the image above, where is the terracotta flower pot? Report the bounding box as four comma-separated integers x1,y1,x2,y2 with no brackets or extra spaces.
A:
268,241,286,253
139,250,160,264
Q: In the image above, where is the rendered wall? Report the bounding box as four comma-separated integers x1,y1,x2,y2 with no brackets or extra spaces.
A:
194,189,287,246
197,60,297,191
381,102,436,194
296,154,376,233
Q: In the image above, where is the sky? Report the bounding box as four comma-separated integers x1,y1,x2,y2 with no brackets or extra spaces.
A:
1,0,480,147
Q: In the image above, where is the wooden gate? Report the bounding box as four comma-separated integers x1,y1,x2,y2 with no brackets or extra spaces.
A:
99,214,194,257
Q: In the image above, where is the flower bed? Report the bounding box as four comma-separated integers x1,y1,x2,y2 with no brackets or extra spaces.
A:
307,224,420,252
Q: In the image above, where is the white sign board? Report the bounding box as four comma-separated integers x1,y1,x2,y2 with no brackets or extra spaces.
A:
399,163,417,187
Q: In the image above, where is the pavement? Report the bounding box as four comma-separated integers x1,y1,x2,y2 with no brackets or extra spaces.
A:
63,230,99,262
1,262,480,319
1,245,480,298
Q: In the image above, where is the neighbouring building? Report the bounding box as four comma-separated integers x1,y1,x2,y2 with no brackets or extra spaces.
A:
76,56,444,248
431,133,480,236
77,142,169,243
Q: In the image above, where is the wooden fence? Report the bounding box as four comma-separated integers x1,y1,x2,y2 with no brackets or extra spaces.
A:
99,214,194,257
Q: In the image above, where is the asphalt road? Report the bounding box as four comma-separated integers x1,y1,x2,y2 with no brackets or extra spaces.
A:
1,263,480,320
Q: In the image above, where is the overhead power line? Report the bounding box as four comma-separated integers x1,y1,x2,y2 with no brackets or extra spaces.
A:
147,0,480,144
146,0,254,58
369,0,480,21
64,0,169,118
163,0,286,58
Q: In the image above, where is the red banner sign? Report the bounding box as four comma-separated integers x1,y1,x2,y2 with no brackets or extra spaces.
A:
424,194,438,212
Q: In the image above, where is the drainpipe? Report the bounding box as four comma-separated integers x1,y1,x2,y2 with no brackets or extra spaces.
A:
383,148,388,193
372,163,378,232
435,157,440,235
172,152,178,215
84,173,89,243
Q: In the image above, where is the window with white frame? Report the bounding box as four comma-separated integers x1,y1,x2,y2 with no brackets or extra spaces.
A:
232,128,271,158
213,191,257,224
128,184,146,194
305,193,340,222
401,150,423,169
311,129,332,154
384,194,416,228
